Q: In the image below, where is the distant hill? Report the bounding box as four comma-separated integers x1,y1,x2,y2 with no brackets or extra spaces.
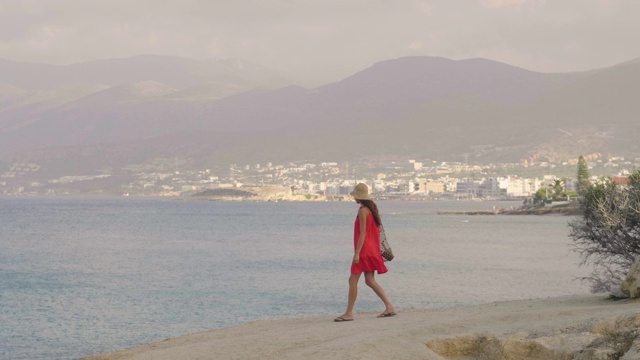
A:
0,55,303,154
1,55,639,177
318,56,586,108
510,58,640,162
0,55,297,91
76,81,178,104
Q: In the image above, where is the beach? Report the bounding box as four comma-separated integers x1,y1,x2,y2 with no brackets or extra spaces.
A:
83,294,640,360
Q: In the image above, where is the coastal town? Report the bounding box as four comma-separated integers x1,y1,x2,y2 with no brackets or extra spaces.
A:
1,153,636,201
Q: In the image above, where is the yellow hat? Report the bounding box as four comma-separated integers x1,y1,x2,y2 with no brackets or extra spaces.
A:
350,183,371,200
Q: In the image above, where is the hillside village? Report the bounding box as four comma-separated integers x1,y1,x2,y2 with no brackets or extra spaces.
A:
2,55,639,195
1,153,636,201
1,52,636,202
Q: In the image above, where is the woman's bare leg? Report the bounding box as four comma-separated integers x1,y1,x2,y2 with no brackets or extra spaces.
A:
364,272,396,315
336,273,361,320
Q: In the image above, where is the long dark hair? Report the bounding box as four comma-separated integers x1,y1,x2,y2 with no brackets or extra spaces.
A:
359,199,381,226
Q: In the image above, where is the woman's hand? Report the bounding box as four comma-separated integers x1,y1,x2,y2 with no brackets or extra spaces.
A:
352,253,360,264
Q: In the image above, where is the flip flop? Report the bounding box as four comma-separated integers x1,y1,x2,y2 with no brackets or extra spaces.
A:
334,316,354,322
376,312,397,318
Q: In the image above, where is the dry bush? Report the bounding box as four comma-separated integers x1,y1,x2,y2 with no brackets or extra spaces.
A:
568,171,640,292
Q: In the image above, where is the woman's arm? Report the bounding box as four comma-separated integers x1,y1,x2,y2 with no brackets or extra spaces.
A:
353,207,368,264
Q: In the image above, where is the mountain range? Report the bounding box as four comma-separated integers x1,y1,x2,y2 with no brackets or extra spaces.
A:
1,54,639,178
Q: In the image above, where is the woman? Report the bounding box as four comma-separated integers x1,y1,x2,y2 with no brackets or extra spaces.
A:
334,183,396,322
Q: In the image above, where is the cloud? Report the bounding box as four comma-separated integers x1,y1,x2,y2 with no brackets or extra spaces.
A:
416,2,433,15
0,0,638,82
408,40,423,50
478,0,547,12
479,0,527,8
301,25,336,36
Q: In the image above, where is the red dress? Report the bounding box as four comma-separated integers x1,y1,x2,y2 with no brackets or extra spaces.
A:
351,208,388,275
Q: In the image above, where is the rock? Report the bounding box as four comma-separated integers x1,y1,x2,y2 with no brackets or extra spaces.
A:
621,255,640,298
576,316,640,360
610,285,630,299
536,333,601,358
502,333,580,360
573,347,619,360
424,316,640,360
425,332,598,360
425,335,501,358
621,335,640,360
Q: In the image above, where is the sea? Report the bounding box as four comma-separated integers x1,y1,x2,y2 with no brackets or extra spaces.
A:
0,197,591,360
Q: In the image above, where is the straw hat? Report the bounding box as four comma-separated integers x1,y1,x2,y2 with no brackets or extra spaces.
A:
350,183,371,200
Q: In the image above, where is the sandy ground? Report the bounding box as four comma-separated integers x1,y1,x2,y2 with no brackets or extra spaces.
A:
83,294,640,360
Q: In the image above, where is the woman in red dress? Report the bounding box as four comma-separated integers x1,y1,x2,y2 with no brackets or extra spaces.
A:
335,183,396,322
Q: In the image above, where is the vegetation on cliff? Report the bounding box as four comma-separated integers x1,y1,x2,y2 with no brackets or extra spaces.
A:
192,188,255,199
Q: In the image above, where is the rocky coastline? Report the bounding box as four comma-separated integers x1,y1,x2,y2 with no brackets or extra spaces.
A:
438,204,581,216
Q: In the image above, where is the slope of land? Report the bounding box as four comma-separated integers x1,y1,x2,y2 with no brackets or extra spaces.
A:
83,295,640,360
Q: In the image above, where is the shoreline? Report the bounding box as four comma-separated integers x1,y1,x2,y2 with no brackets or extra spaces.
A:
438,205,580,216
82,294,640,360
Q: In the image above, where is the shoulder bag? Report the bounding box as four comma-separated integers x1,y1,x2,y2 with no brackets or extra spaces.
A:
379,224,394,262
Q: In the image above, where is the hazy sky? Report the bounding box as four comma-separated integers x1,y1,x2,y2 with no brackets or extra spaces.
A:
1,0,639,82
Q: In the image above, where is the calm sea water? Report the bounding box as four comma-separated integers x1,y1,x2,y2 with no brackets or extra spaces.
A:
0,197,590,360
